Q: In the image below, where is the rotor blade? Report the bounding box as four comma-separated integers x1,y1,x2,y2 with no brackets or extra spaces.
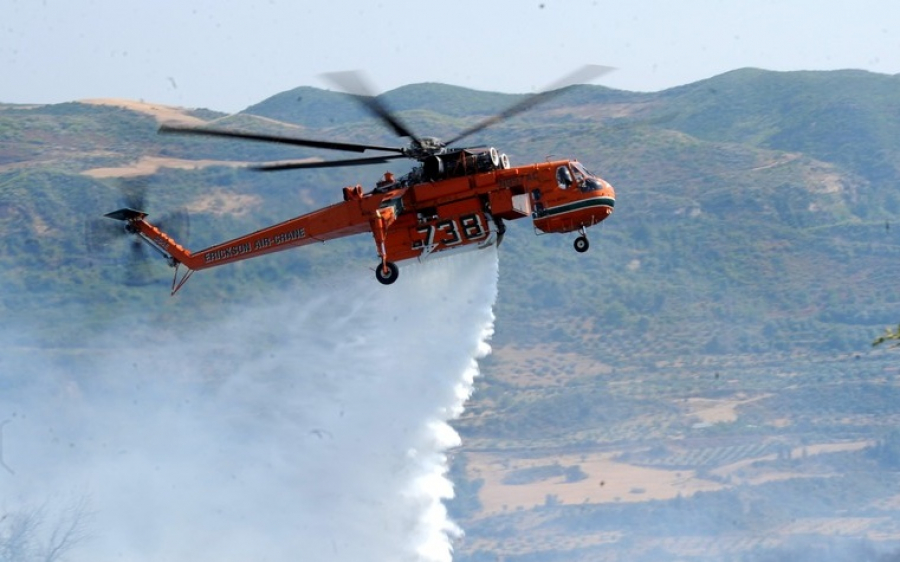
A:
446,65,616,146
116,175,151,211
320,71,421,142
541,64,617,91
127,238,149,264
251,154,407,172
123,239,155,286
85,216,127,253
159,124,405,155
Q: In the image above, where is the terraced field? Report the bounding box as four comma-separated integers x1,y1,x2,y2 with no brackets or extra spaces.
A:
450,344,900,561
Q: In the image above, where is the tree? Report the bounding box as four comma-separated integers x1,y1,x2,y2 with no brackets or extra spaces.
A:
0,497,91,562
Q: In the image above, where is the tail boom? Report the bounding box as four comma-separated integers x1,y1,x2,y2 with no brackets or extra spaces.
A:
117,199,373,273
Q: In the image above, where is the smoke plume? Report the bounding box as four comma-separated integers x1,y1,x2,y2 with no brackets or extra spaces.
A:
1,248,499,561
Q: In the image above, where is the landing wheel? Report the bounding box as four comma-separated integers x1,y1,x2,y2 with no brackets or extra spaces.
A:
574,235,590,253
375,261,399,285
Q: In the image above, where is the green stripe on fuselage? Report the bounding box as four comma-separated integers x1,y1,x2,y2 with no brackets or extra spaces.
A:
542,197,615,218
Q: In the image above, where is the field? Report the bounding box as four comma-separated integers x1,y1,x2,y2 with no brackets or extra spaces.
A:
450,342,900,561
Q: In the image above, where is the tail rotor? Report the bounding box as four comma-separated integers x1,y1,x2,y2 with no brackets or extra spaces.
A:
85,175,189,286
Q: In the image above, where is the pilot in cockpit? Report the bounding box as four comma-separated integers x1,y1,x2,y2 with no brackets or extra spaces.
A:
556,165,574,189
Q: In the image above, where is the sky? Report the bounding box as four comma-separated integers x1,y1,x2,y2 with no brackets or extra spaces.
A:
2,0,900,112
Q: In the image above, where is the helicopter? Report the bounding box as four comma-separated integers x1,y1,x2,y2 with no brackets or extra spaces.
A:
99,66,617,293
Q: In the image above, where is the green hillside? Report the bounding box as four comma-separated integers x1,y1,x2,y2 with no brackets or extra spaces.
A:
2,69,900,560
5,69,894,359
658,69,900,184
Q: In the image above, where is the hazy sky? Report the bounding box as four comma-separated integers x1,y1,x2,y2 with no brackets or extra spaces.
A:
3,0,899,112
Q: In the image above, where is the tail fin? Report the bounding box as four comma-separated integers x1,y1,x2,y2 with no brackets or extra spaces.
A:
104,208,147,221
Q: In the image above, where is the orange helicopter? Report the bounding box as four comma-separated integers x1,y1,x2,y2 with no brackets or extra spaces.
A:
100,67,616,293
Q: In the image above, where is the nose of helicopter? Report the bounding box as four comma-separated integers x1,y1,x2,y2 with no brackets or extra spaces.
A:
590,178,615,224
596,177,615,212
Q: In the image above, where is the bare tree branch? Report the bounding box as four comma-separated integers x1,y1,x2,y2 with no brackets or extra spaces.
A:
1,496,92,562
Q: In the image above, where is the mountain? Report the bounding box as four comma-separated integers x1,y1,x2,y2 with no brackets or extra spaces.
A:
659,69,900,184
2,69,900,560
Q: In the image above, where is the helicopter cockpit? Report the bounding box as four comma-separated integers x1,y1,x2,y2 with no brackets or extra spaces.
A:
557,162,605,193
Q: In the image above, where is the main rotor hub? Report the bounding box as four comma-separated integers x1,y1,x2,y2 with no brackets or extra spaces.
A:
406,136,447,160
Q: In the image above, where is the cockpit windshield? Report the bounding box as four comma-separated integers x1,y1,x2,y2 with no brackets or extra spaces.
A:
571,162,603,192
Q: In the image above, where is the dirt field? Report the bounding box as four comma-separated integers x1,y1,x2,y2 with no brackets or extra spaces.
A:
685,394,771,424
183,191,262,216
465,439,876,517
79,98,208,125
82,156,249,178
467,451,725,516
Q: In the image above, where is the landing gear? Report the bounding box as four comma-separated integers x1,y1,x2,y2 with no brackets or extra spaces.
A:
375,261,399,285
574,236,590,253
574,226,590,253
369,207,399,285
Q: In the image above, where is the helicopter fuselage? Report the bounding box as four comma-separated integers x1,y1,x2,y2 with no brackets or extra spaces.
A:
113,155,613,293
102,66,619,290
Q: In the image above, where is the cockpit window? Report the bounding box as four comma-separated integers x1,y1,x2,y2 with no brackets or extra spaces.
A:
571,162,603,192
581,177,603,192
571,164,586,185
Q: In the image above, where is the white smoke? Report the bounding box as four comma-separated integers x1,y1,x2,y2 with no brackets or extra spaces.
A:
0,247,499,562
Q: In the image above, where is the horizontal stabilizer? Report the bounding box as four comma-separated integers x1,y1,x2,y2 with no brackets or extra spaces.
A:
104,208,147,221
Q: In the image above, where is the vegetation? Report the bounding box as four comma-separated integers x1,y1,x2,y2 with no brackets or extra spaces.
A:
0,497,91,562
874,324,900,347
2,68,900,560
3,71,900,356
